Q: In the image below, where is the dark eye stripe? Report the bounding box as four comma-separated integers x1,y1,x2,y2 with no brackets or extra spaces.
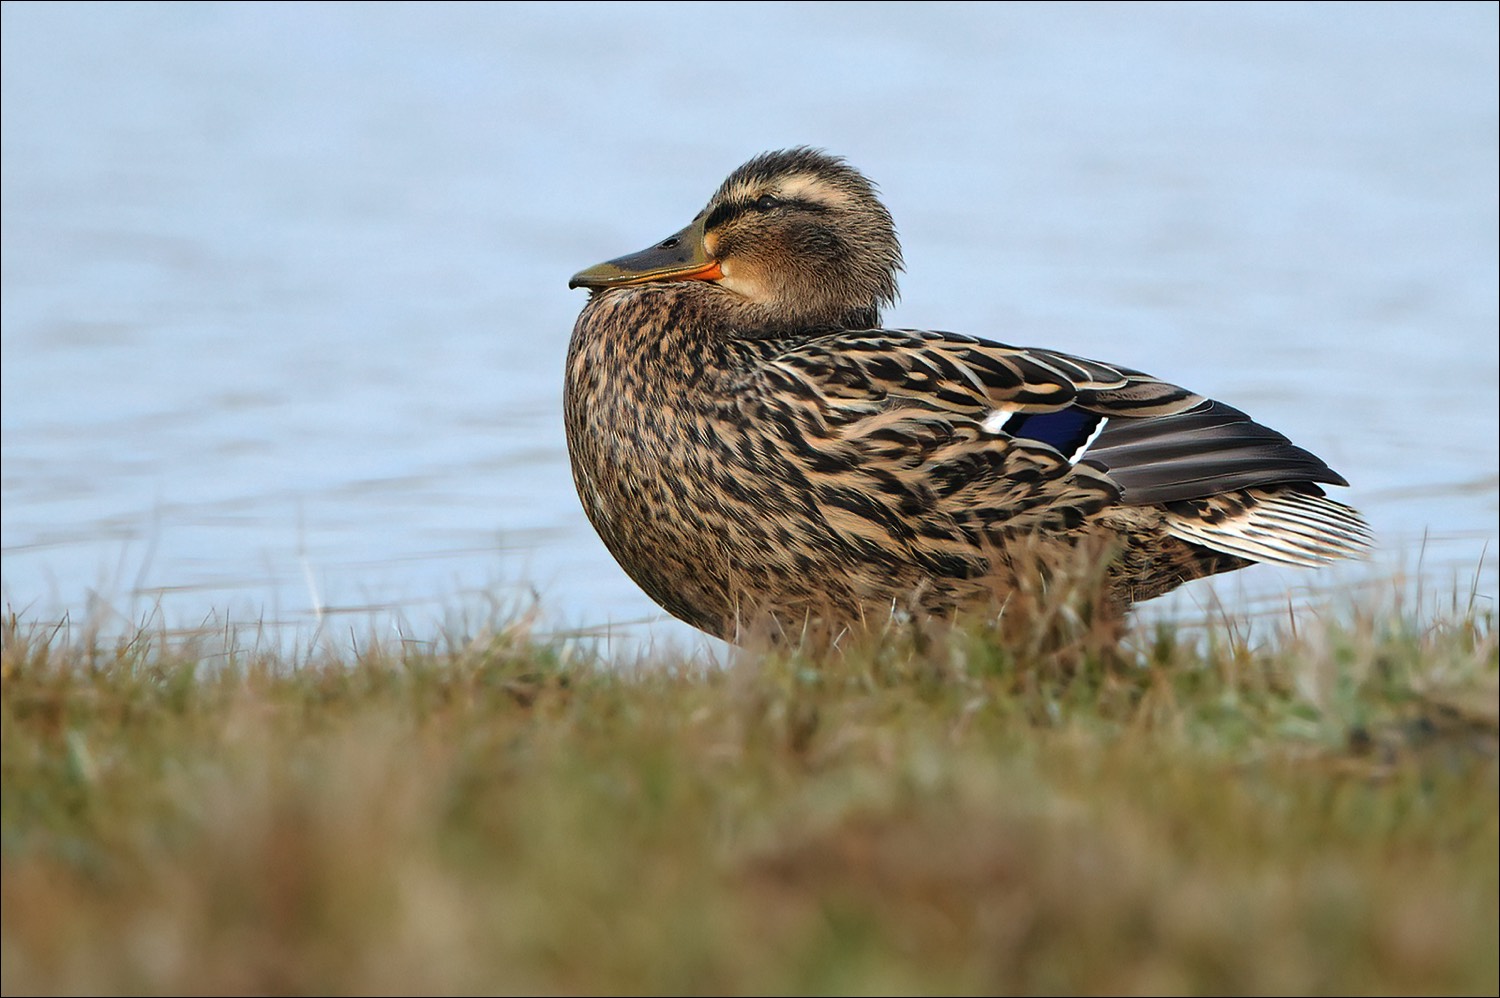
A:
704,197,827,232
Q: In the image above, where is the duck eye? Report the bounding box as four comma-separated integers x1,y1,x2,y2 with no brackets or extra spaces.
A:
752,194,781,211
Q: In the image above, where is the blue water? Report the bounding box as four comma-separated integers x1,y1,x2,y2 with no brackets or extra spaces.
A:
3,3,1496,657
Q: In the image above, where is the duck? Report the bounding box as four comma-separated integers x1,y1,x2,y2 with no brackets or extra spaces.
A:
565,148,1370,643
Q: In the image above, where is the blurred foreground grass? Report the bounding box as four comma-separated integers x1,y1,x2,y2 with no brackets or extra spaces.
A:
2,588,1496,996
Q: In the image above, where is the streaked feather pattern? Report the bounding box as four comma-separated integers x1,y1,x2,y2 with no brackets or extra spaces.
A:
1162,489,1372,568
566,149,1370,642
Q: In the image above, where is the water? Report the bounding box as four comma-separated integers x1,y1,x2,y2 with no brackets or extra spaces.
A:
3,3,1496,657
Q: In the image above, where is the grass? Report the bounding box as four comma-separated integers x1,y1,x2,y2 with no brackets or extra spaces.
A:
1,586,1496,996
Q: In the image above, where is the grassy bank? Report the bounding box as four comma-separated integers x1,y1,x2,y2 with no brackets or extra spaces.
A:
2,591,1496,995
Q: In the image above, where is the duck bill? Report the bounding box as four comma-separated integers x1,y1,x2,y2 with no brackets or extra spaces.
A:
568,217,723,290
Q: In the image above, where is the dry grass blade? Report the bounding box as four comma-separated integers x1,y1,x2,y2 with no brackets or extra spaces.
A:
2,587,1495,995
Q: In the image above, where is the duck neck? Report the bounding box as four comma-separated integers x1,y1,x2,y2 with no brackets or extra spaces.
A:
568,286,730,400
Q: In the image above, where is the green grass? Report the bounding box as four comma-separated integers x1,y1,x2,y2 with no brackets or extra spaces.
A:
2,588,1496,996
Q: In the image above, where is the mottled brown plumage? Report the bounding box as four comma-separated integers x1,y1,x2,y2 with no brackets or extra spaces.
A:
566,149,1370,642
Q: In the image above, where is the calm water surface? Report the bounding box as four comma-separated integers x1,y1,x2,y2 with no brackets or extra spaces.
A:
3,3,1496,657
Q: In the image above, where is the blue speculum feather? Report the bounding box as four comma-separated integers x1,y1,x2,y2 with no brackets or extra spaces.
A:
1004,409,1107,462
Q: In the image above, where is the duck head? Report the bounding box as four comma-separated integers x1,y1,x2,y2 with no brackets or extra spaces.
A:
570,148,903,332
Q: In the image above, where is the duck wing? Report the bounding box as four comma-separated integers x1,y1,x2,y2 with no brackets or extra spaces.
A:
750,328,1370,566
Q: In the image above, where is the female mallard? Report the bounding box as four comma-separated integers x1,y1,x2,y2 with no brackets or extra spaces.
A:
566,148,1370,643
